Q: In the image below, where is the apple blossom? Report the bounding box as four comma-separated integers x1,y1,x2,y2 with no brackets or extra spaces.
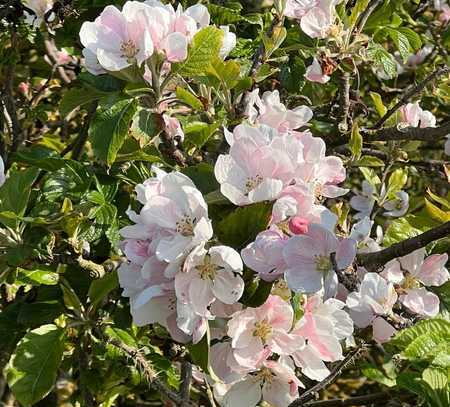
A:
283,224,356,294
221,357,303,407
399,102,436,128
175,244,244,317
445,136,450,155
383,191,409,217
350,180,376,219
305,57,331,83
284,0,342,38
227,295,297,368
245,89,313,134
346,272,397,329
219,26,237,59
0,156,5,187
241,226,289,282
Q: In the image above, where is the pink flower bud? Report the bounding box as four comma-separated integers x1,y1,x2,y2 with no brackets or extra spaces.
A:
18,82,30,95
289,216,310,235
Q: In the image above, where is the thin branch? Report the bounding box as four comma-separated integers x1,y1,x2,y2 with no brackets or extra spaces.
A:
105,335,191,406
326,121,450,148
71,101,98,160
179,361,192,407
358,221,450,271
355,0,383,35
304,392,389,407
371,66,450,129
288,344,367,407
338,72,351,133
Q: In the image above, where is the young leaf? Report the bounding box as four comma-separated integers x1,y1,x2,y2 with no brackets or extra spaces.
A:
7,324,65,406
349,122,363,160
172,26,224,77
370,92,388,117
16,267,59,286
367,42,397,79
89,98,138,166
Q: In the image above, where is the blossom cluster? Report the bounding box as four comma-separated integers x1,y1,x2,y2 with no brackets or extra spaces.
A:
117,87,449,405
79,1,235,75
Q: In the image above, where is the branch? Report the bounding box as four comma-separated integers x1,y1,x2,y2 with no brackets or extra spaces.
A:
371,66,450,129
355,0,383,35
288,344,367,407
338,72,351,133
305,392,389,407
326,121,450,148
105,335,191,406
358,221,450,271
71,101,98,160
179,361,192,407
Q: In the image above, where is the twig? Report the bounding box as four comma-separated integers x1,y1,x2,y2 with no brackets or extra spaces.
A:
179,361,192,406
2,29,22,165
304,392,389,407
358,221,450,271
288,344,367,407
338,72,352,133
104,335,189,405
355,0,383,34
71,101,98,160
326,121,450,147
371,66,450,129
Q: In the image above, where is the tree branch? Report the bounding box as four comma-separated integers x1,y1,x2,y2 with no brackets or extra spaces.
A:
358,221,450,271
179,361,192,407
338,72,351,133
305,392,389,407
71,101,98,160
288,344,367,407
355,0,383,35
326,121,450,148
371,66,450,129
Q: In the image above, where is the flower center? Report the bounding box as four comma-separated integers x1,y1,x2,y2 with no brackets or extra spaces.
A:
255,367,273,383
245,174,263,193
176,215,195,237
120,40,139,60
195,256,218,281
253,319,272,343
314,254,332,273
402,273,420,290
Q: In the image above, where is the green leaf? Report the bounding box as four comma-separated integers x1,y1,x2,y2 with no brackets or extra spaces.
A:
386,168,408,198
181,163,219,195
386,28,411,62
383,216,423,246
367,42,397,79
349,123,363,160
390,319,450,349
130,107,163,147
206,58,241,90
60,87,108,117
216,202,272,249
183,121,219,149
175,87,204,110
263,26,287,59
362,365,396,387
17,301,65,327
7,324,65,406
359,167,381,185
88,271,118,310
89,98,138,166
403,331,450,361
397,27,422,51
242,279,273,307
348,0,370,28
370,92,388,117
16,267,59,286
422,367,450,407
173,26,224,77
0,166,40,228
352,155,386,167
208,4,243,25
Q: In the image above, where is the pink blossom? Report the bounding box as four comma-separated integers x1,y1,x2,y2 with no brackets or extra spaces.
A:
245,89,313,134
227,295,297,368
80,2,155,72
283,224,356,295
214,125,298,205
241,226,289,282
350,181,376,219
175,244,244,317
222,357,303,407
220,25,236,59
55,49,72,65
290,295,353,378
383,191,409,217
305,58,331,83
400,288,440,318
163,114,184,143
439,4,450,22
399,102,436,128
372,316,397,344
18,82,30,97
285,0,341,38
0,156,5,187
346,273,397,328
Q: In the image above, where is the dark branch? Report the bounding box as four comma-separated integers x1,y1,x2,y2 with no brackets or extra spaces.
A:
355,0,383,35
371,66,450,129
179,361,192,406
71,101,98,160
305,392,389,407
288,344,367,407
358,221,450,271
338,72,351,133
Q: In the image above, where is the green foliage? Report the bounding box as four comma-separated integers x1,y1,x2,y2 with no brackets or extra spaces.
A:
7,324,65,406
